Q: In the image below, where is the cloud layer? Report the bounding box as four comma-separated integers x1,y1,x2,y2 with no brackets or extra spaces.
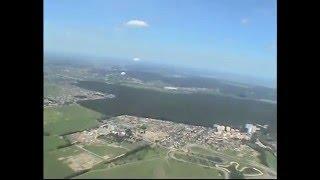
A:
125,20,149,28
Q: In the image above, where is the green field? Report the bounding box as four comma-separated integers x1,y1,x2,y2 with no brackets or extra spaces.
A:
44,105,103,178
174,152,215,167
226,163,245,179
44,135,69,151
44,146,81,179
75,158,222,179
75,146,222,179
83,144,127,158
265,151,277,171
190,145,261,165
44,83,63,98
221,149,239,157
44,104,102,135
44,151,74,179
190,146,214,155
107,145,167,166
118,141,145,150
242,167,262,175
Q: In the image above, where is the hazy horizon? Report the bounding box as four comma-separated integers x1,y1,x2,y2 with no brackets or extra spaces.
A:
44,0,277,81
44,52,276,89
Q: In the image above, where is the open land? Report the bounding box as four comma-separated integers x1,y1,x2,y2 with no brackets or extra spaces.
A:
44,64,277,179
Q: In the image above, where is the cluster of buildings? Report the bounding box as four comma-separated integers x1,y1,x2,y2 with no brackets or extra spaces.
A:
44,83,113,107
67,115,265,153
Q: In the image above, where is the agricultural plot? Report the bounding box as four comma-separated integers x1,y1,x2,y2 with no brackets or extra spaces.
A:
109,146,167,166
44,135,69,151
75,158,222,179
190,145,261,165
44,104,102,135
189,145,269,179
190,146,214,155
83,144,127,159
44,145,103,179
44,83,63,98
44,146,80,179
265,151,277,171
43,104,103,178
44,151,74,179
173,152,216,167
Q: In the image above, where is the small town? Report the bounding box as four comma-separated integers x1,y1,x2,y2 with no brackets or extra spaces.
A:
66,115,265,153
44,83,115,107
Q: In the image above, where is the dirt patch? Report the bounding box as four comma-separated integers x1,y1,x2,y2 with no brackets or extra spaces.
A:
237,153,244,157
64,152,102,171
103,155,110,159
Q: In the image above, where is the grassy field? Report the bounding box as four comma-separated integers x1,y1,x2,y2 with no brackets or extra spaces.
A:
174,152,216,167
190,145,261,165
44,146,81,179
118,141,142,150
75,146,222,179
44,151,74,179
44,104,102,135
90,145,169,171
44,105,102,178
239,147,262,164
242,167,262,175
107,145,167,166
265,151,277,171
83,144,127,158
75,158,222,179
190,146,214,155
221,149,239,157
44,83,63,98
226,163,245,179
44,135,69,151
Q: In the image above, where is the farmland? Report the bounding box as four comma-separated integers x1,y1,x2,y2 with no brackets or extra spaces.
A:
75,157,222,179
44,82,63,98
265,151,277,171
44,104,102,135
44,104,104,178
83,144,128,159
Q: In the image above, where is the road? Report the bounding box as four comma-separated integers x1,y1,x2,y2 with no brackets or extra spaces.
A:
186,144,276,179
167,150,228,179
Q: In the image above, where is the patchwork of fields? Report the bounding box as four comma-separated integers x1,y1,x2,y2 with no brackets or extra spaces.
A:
76,158,222,179
44,82,63,98
44,104,104,178
43,83,276,179
43,105,225,179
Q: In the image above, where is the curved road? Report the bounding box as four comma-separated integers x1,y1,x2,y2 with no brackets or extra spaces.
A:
186,144,276,178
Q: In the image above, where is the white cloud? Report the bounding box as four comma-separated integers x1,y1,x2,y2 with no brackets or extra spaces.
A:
241,18,249,24
133,57,141,61
125,20,149,28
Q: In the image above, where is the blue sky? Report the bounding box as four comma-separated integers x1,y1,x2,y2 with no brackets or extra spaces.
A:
44,0,276,80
